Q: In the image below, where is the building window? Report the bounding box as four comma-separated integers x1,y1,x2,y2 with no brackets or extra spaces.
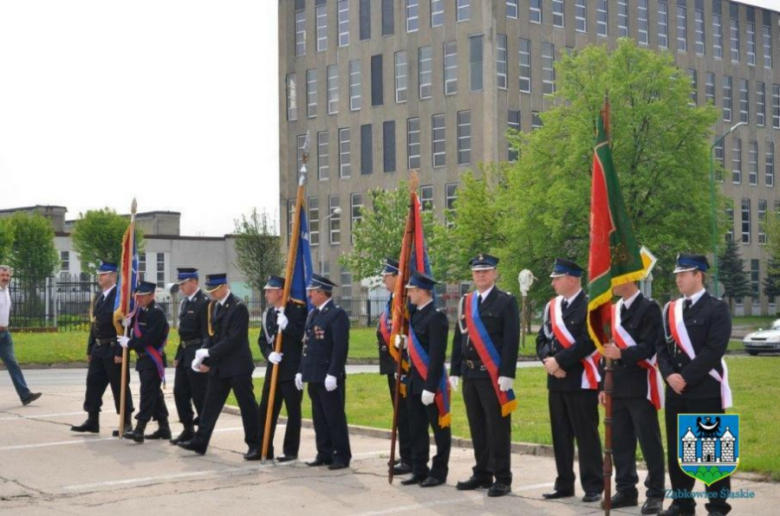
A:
361,124,373,175
338,0,350,46
530,0,542,24
395,51,408,103
508,109,520,162
749,141,758,186
420,185,434,211
432,114,446,168
767,142,775,187
406,0,419,32
596,0,607,36
773,85,780,129
407,117,420,169
360,0,371,40
519,38,531,93
658,1,668,48
306,69,317,118
677,3,687,52
297,134,308,175
732,138,741,184
371,54,383,106
705,72,715,105
286,73,297,121
542,42,555,95
757,82,765,127
695,4,705,55
457,111,471,165
329,195,341,245
139,252,147,278
496,34,507,90
637,0,649,45
575,0,586,33
688,69,697,106
349,60,361,111
60,251,69,272
617,0,628,38
713,9,723,59
457,0,470,22
742,198,751,244
730,9,740,63
295,10,306,57
419,46,432,99
751,259,760,301
316,4,328,52
351,193,363,242
747,21,756,66
340,269,353,312
759,200,768,244
553,0,564,28
431,0,444,27
725,208,734,241
445,183,458,227
444,41,458,95
309,197,319,246
532,111,543,129
318,131,329,181
327,65,339,115
156,253,165,288
714,141,724,181
339,128,351,178
382,0,395,36
739,79,749,123
507,0,518,20
383,121,396,173
764,23,772,69
469,34,483,92
723,76,732,122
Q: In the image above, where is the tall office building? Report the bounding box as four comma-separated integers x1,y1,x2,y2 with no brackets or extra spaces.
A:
279,0,779,315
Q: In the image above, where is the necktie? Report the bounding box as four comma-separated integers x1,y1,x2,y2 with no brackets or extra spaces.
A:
683,299,692,312
620,303,627,321
561,299,569,311
477,295,483,309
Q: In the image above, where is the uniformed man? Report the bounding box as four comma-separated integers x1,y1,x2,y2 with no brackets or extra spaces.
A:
178,273,260,458
600,281,665,514
169,268,210,445
255,275,307,462
295,274,352,470
71,261,134,436
536,258,603,503
657,254,733,516
400,271,450,488
118,281,170,443
377,257,412,475
451,254,520,497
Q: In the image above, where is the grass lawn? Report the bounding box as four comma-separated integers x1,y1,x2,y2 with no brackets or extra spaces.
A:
234,356,779,480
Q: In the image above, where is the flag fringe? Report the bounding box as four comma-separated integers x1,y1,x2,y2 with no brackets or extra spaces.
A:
587,269,647,351
501,399,519,417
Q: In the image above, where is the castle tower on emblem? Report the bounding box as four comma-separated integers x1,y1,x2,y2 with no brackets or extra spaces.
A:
682,428,697,463
720,427,736,463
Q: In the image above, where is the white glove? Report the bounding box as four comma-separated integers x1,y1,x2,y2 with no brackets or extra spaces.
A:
191,356,204,372
295,373,303,391
498,376,514,392
121,316,132,328
394,334,407,350
277,310,288,331
117,336,130,348
325,374,338,392
195,348,210,360
449,376,460,391
421,390,435,406
269,351,283,364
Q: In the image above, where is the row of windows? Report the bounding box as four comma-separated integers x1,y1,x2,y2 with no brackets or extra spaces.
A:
713,139,775,188
726,198,780,247
689,71,780,129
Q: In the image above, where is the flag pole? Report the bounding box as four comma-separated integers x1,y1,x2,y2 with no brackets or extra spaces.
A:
261,133,308,462
388,171,418,484
118,198,137,438
601,94,613,516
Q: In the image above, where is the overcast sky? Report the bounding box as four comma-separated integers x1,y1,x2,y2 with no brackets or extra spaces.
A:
0,0,776,236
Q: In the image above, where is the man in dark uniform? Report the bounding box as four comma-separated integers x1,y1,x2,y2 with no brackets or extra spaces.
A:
255,275,306,462
169,268,210,444
657,254,733,516
118,281,169,443
178,273,260,458
376,257,412,475
71,261,134,436
600,281,665,514
536,258,603,503
296,274,351,470
451,254,520,497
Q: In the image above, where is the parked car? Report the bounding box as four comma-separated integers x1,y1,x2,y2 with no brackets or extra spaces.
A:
742,320,780,355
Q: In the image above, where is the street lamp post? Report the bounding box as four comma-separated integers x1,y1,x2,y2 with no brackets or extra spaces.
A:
710,121,746,298
319,206,342,275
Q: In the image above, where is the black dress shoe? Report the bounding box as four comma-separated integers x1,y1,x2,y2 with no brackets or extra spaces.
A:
456,476,493,490
602,491,638,509
328,462,349,470
112,424,133,437
542,489,574,499
178,439,207,455
306,459,332,467
22,393,42,406
641,497,664,514
71,417,99,433
487,483,512,497
658,505,696,516
145,428,172,440
169,429,195,445
582,492,602,503
420,477,445,488
276,455,297,463
392,462,413,475
400,474,426,486
243,448,261,461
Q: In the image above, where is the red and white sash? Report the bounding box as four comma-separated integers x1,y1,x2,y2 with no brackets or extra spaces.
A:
549,296,601,390
611,300,664,410
667,299,733,409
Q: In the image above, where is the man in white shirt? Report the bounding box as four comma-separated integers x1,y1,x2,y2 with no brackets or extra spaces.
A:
0,265,42,406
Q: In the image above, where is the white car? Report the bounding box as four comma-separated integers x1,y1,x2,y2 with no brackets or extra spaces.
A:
743,319,780,355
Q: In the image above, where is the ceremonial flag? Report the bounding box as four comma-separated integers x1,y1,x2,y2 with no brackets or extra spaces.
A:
586,99,645,352
290,202,314,311
113,216,139,334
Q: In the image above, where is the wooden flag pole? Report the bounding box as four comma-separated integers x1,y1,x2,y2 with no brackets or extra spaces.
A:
118,198,137,438
601,94,613,516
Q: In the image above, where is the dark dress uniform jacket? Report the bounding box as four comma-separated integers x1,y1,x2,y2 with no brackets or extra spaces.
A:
451,288,520,380
300,300,349,383
536,291,597,391
175,290,210,362
611,294,664,399
203,293,254,379
657,292,731,400
258,301,307,381
127,302,169,372
409,302,449,395
377,294,396,376
88,286,121,359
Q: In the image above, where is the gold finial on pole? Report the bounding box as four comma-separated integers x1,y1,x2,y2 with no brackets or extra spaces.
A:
409,169,420,193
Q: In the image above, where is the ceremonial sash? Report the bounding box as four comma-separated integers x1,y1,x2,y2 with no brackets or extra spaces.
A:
463,292,518,416
408,326,451,428
133,315,168,385
549,296,601,390
611,300,664,410
667,299,733,409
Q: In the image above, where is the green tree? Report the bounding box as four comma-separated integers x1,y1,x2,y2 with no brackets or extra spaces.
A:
6,212,59,278
763,259,780,301
0,218,13,264
763,211,780,300
718,239,752,313
71,208,145,275
233,209,283,292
